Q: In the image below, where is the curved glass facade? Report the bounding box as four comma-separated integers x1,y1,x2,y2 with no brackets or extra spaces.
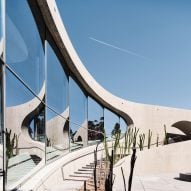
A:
0,0,128,189
69,77,88,150
6,0,45,102
46,40,69,162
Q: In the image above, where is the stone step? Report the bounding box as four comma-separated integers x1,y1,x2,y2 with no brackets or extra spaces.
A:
74,171,93,175
78,168,94,172
69,174,92,179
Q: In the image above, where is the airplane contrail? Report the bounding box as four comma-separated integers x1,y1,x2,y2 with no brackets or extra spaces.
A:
89,37,152,61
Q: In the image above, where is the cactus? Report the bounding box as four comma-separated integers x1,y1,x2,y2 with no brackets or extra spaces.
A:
113,130,121,163
132,127,139,147
147,129,152,149
138,133,145,151
156,134,159,147
6,128,16,159
124,128,130,156
103,130,110,161
127,127,133,154
163,125,168,145
15,134,19,155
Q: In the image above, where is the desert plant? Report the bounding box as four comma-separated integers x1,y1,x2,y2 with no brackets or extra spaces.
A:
132,127,139,147
105,150,114,191
128,147,137,191
156,134,159,147
138,133,145,151
6,128,17,159
163,125,168,145
147,129,152,149
113,130,121,163
103,131,110,161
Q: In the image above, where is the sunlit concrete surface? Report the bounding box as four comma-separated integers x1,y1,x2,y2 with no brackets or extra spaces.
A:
114,173,191,191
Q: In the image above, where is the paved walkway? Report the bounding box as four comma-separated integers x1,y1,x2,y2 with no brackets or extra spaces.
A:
114,173,191,191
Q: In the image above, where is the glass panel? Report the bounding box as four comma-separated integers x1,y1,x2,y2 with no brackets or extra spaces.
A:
0,63,3,190
120,117,128,137
88,97,104,145
46,108,69,162
5,69,45,188
0,0,3,59
69,77,87,151
6,0,45,96
46,41,69,162
0,0,2,40
104,109,120,139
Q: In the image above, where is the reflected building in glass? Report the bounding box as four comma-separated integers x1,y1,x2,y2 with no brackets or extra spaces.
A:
0,0,190,190
0,0,128,188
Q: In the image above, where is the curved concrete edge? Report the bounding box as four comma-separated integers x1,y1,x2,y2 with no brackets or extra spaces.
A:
36,0,191,141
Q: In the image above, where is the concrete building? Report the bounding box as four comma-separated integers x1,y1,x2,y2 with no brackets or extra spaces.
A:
0,0,191,190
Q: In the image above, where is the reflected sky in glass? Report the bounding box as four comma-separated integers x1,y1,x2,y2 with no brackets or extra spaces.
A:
6,69,34,106
69,77,87,133
0,1,2,40
6,0,44,99
46,41,68,120
120,117,127,134
104,108,119,137
88,97,104,142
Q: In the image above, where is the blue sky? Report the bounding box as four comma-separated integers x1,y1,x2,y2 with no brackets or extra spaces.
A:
57,0,191,109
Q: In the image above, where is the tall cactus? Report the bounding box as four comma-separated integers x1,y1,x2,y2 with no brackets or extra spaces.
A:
6,128,16,159
132,127,139,147
138,133,145,151
156,134,159,147
163,125,168,145
147,129,152,149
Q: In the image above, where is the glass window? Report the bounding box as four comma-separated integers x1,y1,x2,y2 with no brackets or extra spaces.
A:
46,108,69,162
0,0,3,59
104,109,120,139
88,97,104,145
5,68,45,188
69,77,87,151
46,41,69,162
120,117,128,137
6,0,45,97
0,63,3,191
0,0,2,40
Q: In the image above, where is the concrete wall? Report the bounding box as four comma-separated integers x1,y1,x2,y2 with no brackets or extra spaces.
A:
37,0,191,145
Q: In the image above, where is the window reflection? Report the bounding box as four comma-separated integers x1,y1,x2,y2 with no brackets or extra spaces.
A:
46,108,69,162
69,77,87,151
0,0,3,58
6,69,45,187
88,97,104,145
0,63,3,190
120,117,128,137
6,0,45,98
46,41,69,162
104,109,120,139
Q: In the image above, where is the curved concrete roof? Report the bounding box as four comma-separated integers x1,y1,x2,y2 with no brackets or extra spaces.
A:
36,0,191,135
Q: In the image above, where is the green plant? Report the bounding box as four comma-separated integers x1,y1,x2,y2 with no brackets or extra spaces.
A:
132,127,139,147
138,133,145,151
103,130,110,161
124,127,139,155
6,128,17,159
156,134,159,147
147,129,152,149
113,130,121,163
163,125,168,145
